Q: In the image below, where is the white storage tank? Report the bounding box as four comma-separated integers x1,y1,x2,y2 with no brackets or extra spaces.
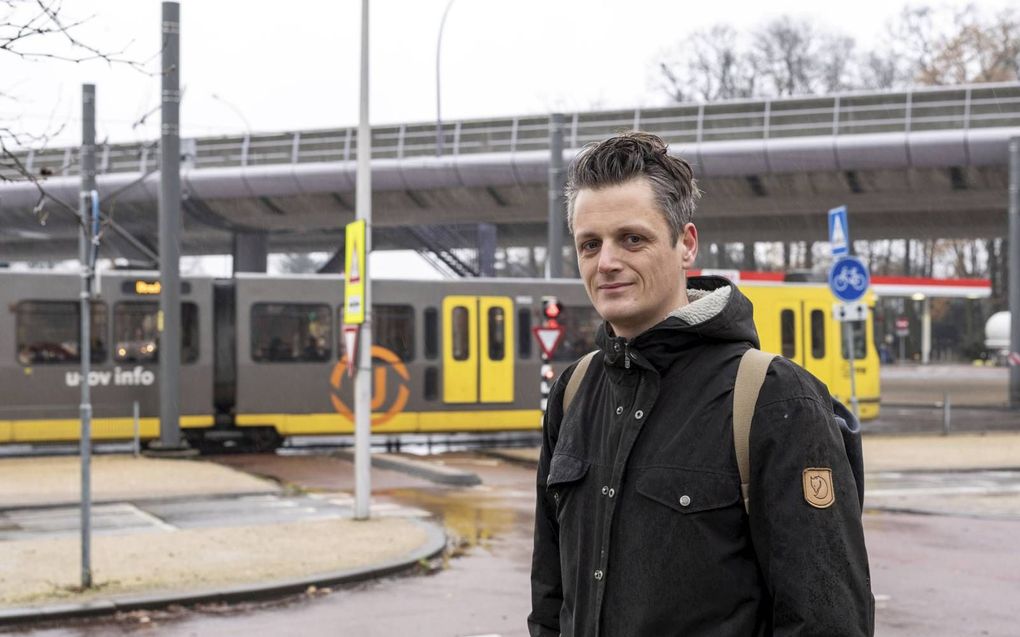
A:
985,311,1011,363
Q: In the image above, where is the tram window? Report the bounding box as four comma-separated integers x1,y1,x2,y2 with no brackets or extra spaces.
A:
424,367,438,401
452,306,470,361
551,305,601,362
424,307,439,360
251,303,331,363
810,310,826,359
780,310,796,359
113,302,199,364
487,307,506,361
16,301,107,365
517,308,532,359
375,305,415,361
841,320,867,360
337,305,415,361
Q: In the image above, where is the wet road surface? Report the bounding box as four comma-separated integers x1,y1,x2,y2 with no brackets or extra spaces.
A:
4,451,1019,637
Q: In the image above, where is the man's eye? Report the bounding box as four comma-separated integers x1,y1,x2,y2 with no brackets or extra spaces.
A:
581,240,599,251
625,235,643,245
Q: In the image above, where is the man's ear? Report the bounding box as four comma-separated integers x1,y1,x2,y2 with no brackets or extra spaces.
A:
680,223,698,268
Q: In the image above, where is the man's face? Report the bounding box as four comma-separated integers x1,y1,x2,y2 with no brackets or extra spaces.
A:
572,177,698,340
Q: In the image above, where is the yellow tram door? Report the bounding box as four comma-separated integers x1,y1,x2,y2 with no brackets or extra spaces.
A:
801,300,831,384
442,296,515,404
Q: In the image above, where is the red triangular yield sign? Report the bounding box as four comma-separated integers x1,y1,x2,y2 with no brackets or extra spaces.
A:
343,325,359,377
532,326,565,359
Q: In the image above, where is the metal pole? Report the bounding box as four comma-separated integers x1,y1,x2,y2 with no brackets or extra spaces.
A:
547,113,565,279
158,1,183,448
942,391,951,435
845,321,860,418
435,0,455,156
354,0,373,520
920,297,931,365
78,82,96,590
133,400,141,457
1009,137,1020,407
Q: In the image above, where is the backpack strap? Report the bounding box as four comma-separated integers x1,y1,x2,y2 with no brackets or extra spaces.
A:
563,351,598,415
733,348,776,514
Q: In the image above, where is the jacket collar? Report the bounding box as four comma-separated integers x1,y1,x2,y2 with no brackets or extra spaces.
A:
596,276,759,373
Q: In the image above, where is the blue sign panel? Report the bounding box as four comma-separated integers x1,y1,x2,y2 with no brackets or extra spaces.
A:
828,206,849,257
829,256,870,303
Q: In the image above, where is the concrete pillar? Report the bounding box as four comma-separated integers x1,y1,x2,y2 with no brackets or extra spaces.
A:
232,232,268,273
547,113,566,279
743,241,756,271
478,223,496,277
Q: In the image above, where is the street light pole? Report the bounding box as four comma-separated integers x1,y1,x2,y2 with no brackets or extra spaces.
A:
354,0,373,521
78,83,96,590
435,0,455,156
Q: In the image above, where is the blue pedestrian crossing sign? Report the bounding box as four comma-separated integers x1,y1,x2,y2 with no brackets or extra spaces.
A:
829,256,870,303
828,206,849,257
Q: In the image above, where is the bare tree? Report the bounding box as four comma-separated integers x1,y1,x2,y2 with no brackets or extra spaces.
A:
656,15,861,101
2,1,147,179
750,16,820,96
656,25,756,102
865,4,1020,88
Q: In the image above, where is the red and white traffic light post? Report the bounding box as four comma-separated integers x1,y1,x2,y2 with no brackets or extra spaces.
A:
534,296,566,411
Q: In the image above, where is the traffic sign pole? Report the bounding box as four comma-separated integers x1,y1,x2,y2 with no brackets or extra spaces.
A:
844,321,859,417
828,207,866,419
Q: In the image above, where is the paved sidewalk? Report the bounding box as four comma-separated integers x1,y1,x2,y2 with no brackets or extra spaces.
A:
486,432,1020,473
0,456,446,624
486,433,1020,519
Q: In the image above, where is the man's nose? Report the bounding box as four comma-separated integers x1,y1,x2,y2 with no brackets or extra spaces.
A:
597,242,623,274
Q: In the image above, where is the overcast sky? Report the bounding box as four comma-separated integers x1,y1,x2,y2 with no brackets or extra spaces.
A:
2,0,1013,148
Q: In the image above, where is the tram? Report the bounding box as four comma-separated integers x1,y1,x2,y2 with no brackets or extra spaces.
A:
0,270,880,448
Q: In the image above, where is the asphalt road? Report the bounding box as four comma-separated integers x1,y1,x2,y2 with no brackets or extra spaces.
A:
5,451,1019,637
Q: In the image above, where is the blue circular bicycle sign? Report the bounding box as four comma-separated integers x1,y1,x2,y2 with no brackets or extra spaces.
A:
828,256,870,303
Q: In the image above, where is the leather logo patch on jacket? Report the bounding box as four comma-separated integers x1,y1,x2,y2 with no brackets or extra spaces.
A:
803,468,835,508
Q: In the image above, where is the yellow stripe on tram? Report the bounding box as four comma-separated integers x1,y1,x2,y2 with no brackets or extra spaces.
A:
235,410,544,436
0,416,214,443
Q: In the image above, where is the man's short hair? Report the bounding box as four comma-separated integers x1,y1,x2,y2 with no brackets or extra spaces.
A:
565,132,701,246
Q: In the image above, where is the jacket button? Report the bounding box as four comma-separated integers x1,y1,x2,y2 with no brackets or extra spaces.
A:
615,406,623,415
601,486,608,495
679,495,691,507
594,569,604,581
608,488,615,498
634,410,644,420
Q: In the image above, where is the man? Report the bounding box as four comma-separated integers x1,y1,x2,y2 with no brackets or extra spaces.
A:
528,132,874,636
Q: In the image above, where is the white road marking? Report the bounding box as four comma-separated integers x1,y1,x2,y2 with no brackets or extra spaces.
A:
867,484,1020,498
126,504,178,532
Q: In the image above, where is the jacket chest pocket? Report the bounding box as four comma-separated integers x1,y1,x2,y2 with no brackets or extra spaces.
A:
546,453,590,517
635,467,740,514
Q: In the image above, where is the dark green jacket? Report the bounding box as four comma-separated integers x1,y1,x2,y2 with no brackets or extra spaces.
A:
529,276,874,636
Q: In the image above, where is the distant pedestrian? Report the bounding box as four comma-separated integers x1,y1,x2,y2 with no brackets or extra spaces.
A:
529,132,874,636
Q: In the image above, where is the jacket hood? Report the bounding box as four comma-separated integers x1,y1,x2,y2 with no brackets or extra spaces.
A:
596,275,760,372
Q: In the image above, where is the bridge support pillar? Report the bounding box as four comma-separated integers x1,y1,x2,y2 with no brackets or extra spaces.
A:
478,223,496,277
232,232,268,273
742,241,757,271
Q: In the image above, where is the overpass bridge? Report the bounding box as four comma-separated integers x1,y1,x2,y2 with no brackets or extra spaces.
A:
1,82,1018,273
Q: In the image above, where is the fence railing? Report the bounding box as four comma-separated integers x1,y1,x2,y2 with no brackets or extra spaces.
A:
3,83,1019,181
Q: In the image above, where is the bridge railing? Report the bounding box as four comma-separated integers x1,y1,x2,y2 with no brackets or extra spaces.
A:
3,82,1019,180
